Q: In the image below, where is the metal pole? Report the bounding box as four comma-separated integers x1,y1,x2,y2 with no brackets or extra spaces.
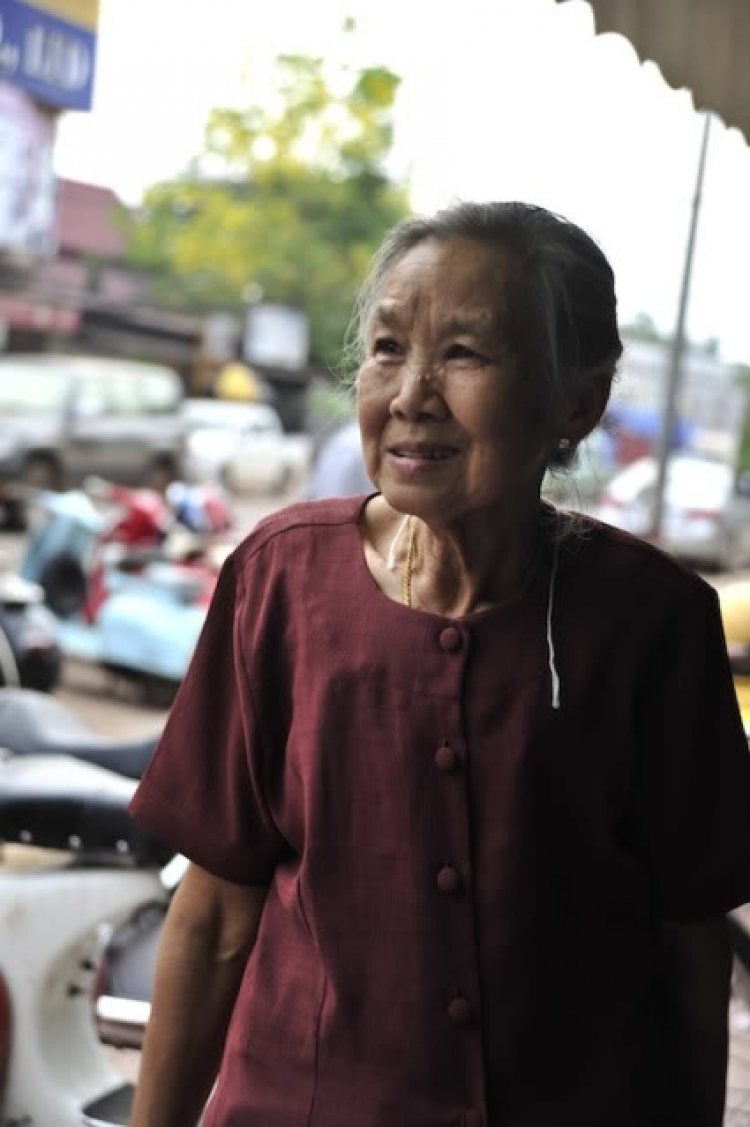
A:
650,111,712,540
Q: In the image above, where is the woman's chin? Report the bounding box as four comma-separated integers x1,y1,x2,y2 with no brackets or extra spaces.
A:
379,480,459,522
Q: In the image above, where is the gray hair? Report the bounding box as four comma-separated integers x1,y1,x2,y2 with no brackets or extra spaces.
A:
345,200,623,468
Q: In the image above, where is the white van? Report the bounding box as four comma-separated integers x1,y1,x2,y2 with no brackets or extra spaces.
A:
0,354,185,527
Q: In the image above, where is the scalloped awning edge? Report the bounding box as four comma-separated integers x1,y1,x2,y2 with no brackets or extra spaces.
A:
558,0,750,142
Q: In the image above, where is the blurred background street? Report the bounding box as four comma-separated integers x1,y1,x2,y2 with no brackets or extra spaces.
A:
0,488,291,732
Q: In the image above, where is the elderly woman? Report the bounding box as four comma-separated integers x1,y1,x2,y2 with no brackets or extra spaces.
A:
129,202,750,1127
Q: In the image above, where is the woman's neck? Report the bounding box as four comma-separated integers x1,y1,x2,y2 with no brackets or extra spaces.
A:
405,501,543,617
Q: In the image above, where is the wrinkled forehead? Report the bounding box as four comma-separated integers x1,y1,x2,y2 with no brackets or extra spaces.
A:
370,237,513,336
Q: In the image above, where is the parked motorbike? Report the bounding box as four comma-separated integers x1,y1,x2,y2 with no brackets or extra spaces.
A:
0,570,61,692
0,750,179,1126
0,687,170,1020
0,687,156,780
20,485,219,703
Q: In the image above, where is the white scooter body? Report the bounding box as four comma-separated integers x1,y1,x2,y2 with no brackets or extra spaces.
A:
0,865,161,1126
0,753,172,1127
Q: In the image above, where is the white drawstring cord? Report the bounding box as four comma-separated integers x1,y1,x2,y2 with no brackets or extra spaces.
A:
386,515,410,571
546,539,561,710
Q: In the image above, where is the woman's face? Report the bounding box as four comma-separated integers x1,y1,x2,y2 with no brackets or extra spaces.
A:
357,236,556,525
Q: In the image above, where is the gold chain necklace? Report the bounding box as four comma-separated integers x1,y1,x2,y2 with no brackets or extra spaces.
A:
402,517,417,606
401,516,543,610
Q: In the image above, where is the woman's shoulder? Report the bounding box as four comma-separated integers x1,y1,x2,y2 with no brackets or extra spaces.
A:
229,493,373,573
558,511,717,615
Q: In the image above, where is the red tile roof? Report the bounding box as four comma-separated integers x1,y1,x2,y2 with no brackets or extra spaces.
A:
56,178,128,258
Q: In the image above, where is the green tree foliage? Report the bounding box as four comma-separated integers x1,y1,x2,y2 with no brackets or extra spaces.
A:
126,52,410,365
620,312,665,344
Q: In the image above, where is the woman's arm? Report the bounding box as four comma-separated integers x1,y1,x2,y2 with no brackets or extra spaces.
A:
130,862,269,1127
661,916,733,1127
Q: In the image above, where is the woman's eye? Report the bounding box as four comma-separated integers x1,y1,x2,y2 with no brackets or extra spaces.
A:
373,337,401,357
446,344,484,364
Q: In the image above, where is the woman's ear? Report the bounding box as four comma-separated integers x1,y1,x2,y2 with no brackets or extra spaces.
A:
562,371,612,447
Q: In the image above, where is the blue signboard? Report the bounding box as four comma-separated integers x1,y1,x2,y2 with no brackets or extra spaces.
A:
0,0,97,110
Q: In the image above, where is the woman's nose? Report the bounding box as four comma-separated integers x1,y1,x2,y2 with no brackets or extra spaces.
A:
389,362,448,421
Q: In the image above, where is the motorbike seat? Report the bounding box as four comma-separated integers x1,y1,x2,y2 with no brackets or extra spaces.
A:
0,753,173,865
0,688,158,779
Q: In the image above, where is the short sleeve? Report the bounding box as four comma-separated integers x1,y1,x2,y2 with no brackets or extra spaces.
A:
128,551,287,885
631,583,750,921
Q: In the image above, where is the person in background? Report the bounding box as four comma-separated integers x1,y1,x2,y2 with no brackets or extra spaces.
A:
129,200,750,1127
304,419,373,499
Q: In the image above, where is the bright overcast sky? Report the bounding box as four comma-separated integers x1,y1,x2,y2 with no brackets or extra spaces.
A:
55,0,750,366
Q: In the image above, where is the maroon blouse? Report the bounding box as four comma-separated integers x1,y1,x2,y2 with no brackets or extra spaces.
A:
129,495,750,1126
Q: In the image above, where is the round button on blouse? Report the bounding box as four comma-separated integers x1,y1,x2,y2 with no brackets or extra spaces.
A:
437,865,461,893
438,626,462,652
434,745,458,773
447,996,471,1025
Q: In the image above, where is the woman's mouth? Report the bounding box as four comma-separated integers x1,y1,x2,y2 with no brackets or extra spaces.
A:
390,444,459,459
387,444,460,473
